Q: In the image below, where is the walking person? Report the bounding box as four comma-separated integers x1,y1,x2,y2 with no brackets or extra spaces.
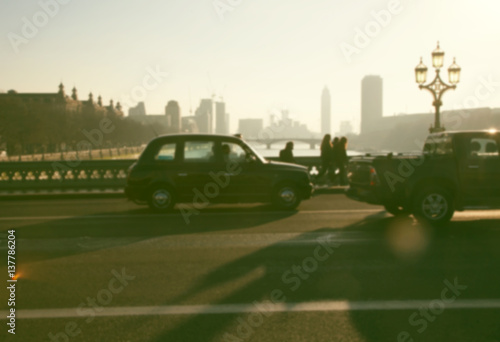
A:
279,141,295,163
335,136,349,185
315,134,333,184
329,137,340,184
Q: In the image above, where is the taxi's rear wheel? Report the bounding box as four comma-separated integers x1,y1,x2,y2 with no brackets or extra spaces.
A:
148,185,176,211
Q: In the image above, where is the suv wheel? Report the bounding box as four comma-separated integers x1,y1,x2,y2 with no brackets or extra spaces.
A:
273,183,301,210
413,187,454,226
149,186,176,211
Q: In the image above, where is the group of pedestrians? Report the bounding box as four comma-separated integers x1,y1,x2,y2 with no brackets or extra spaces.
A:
316,134,349,186
278,135,349,186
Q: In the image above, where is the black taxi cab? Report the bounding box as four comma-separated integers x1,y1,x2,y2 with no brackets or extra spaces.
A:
125,134,313,211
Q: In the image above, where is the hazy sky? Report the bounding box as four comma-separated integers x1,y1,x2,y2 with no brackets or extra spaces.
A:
1,0,500,133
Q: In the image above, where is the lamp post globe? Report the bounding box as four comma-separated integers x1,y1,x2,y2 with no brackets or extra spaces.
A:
415,57,428,85
432,42,445,69
448,58,461,85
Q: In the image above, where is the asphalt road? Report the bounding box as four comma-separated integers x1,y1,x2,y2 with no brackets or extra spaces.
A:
1,193,500,342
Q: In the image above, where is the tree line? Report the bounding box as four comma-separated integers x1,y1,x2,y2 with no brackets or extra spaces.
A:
0,97,172,156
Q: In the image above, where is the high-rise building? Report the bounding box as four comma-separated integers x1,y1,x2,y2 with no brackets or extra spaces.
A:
165,100,181,133
195,99,213,133
128,102,146,116
215,101,228,134
361,75,383,134
321,86,331,136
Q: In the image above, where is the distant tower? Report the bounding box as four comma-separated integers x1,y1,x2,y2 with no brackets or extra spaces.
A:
165,100,181,133
71,87,78,100
361,75,383,134
321,86,331,135
215,101,228,134
58,82,65,97
195,99,213,133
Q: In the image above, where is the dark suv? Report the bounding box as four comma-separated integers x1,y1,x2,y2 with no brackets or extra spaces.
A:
347,130,500,225
125,134,313,211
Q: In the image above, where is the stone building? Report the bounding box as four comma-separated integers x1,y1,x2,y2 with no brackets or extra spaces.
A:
0,83,124,117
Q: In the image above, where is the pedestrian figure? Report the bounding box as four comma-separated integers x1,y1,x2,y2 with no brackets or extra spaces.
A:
315,134,333,183
279,141,295,163
334,136,349,185
329,137,340,184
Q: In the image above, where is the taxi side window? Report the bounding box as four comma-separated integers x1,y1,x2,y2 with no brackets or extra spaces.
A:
184,141,215,163
155,143,176,161
220,142,247,163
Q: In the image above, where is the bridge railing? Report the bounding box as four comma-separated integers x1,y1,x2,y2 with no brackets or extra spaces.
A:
0,146,144,162
0,160,133,193
0,157,325,194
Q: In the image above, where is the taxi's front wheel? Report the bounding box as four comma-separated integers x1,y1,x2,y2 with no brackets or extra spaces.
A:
273,183,301,210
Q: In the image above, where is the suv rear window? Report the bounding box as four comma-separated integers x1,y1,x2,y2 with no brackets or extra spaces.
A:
423,135,453,155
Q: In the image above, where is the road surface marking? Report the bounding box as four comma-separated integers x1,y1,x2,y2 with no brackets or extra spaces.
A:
0,209,382,221
0,233,376,252
4,299,500,319
1,210,499,222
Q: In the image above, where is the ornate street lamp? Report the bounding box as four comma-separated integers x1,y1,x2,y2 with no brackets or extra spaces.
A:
415,42,461,133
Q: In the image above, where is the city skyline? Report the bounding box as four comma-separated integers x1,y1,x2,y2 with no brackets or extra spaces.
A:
6,78,500,139
2,1,500,134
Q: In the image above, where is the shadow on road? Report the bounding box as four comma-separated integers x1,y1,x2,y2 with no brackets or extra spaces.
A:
116,214,500,342
4,204,298,265
4,206,500,341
